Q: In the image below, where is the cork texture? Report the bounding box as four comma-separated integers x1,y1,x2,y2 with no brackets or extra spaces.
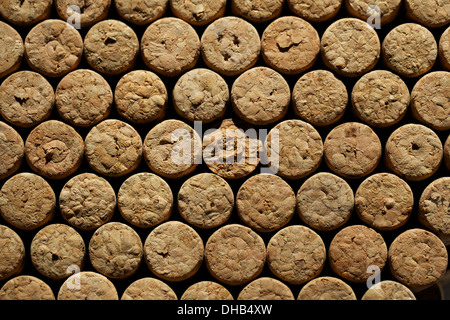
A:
297,276,357,300
58,271,118,300
0,21,23,78
445,135,450,170
232,0,283,23
181,281,234,300
440,27,450,70
345,0,402,25
0,276,55,300
171,0,226,26
121,278,177,300
55,0,111,27
287,0,343,22
0,0,52,26
0,225,25,281
237,277,295,300
115,0,168,25
361,280,416,300
405,0,450,28
0,122,24,180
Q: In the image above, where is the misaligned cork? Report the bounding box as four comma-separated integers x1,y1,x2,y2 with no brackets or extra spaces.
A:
297,276,357,300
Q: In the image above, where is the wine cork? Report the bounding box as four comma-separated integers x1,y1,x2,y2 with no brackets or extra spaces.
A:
355,173,414,231
231,67,290,126
297,276,357,300
324,122,382,179
0,225,25,281
0,0,52,26
382,23,437,78
25,120,85,180
24,19,83,78
173,68,229,124
389,228,448,291
121,278,177,300
0,172,55,231
171,0,226,26
0,276,55,300
362,280,416,300
202,118,260,180
266,119,323,180
143,119,201,179
84,19,139,76
411,71,450,131
404,0,450,28
267,225,326,285
287,0,343,22
204,224,266,286
115,0,168,25
292,70,348,127
118,172,173,229
345,0,402,25
385,124,443,182
297,172,354,231
236,174,296,233
351,70,410,128
0,21,23,78
231,0,284,23
261,16,320,75
201,17,260,77
89,222,143,279
58,271,118,300
181,281,233,300
439,27,450,70
30,224,85,280
418,177,450,245
445,135,450,170
0,122,24,181
144,221,204,282
141,17,200,77
55,0,111,28
329,225,388,283
321,18,380,77
55,69,113,127
177,173,234,229
0,71,54,128
85,119,143,178
237,277,295,300
115,70,168,124
59,173,116,231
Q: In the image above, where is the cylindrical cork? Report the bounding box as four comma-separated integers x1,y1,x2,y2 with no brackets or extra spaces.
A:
0,21,23,78
115,0,168,25
204,224,266,286
141,17,200,77
389,228,448,292
143,119,201,179
58,271,118,300
445,135,450,171
418,177,450,245
25,120,85,180
0,276,55,300
0,71,54,129
323,122,382,179
181,281,234,300
237,174,296,233
201,17,260,77
382,23,438,78
0,225,25,282
30,224,85,280
84,19,139,76
24,19,83,78
361,281,416,300
292,70,348,127
118,172,173,229
385,124,443,182
345,0,402,25
321,18,380,77
144,221,204,282
355,173,414,231
404,0,450,28
89,222,143,279
173,68,229,124
0,172,56,231
0,0,52,26
171,0,226,26
287,0,343,22
237,277,295,300
0,122,24,181
329,225,388,283
411,71,450,131
439,27,450,70
231,0,284,23
178,173,234,229
59,173,116,231
351,70,410,128
121,278,178,300
297,172,354,231
297,277,357,300
55,0,111,28
267,225,326,285
261,16,320,75
85,119,143,178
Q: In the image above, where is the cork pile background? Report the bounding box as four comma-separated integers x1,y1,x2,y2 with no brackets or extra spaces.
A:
0,0,449,300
